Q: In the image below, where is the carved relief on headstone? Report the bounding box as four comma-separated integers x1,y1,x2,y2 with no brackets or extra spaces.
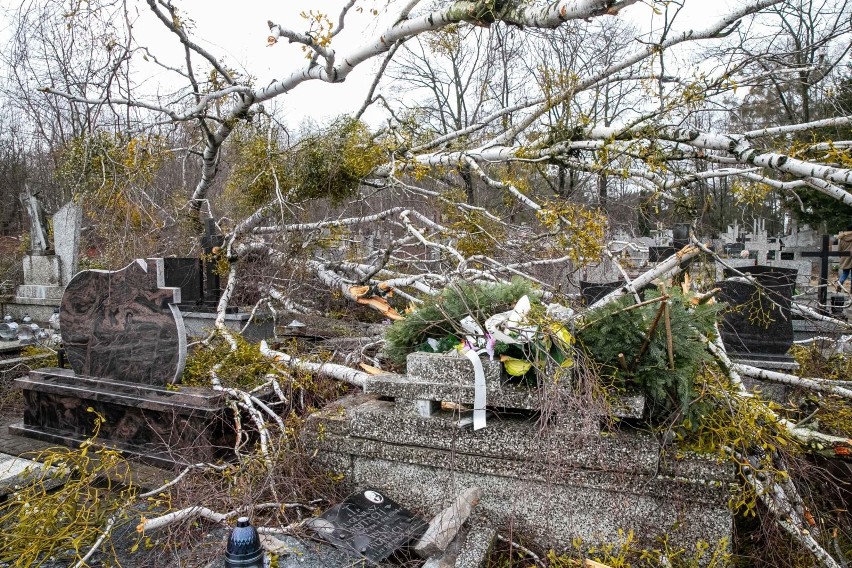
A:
59,258,186,384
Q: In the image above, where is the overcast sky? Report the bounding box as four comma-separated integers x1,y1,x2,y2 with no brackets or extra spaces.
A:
0,0,737,129
125,0,734,127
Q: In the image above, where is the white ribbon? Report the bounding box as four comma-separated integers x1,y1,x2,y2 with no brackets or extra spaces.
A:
463,349,487,430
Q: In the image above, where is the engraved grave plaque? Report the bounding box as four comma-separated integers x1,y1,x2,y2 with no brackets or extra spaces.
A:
308,488,427,564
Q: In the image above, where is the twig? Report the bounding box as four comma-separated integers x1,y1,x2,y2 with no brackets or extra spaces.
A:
72,511,120,568
139,462,230,499
496,534,546,567
139,502,288,534
663,301,675,370
633,297,669,371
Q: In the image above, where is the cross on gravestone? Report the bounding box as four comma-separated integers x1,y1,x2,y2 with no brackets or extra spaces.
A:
801,234,849,313
200,218,224,309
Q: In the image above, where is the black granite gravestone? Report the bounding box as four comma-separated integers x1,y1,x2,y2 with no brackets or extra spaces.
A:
201,218,224,309
308,488,427,564
672,223,690,250
163,257,204,308
717,265,797,355
579,281,622,305
649,246,676,262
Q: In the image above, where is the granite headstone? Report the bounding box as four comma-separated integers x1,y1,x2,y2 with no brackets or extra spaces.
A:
52,201,83,287
12,258,239,467
717,265,797,355
59,258,186,384
163,257,204,308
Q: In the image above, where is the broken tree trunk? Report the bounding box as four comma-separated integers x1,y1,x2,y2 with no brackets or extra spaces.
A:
414,486,483,559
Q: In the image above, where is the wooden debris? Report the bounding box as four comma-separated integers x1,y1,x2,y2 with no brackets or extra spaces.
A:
349,282,403,320
358,362,384,375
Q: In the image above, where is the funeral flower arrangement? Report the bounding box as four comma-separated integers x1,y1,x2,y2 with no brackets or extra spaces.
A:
384,279,721,426
383,280,574,381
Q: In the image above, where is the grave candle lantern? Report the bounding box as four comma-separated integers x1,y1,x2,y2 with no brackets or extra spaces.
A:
0,322,17,341
225,516,265,568
17,323,34,344
48,308,60,331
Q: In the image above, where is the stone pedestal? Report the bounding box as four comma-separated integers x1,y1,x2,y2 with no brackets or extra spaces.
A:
304,352,732,557
11,368,236,468
0,299,62,323
181,309,274,341
18,254,64,301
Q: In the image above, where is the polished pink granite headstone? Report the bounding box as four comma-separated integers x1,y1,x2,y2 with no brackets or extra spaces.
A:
59,258,186,385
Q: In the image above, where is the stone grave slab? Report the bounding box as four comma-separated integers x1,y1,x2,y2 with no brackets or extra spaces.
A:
303,394,732,560
0,452,65,501
304,345,731,559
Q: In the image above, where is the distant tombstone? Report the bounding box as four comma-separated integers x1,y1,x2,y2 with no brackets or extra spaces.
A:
21,185,51,255
717,266,797,355
714,258,756,283
580,260,620,284
763,259,812,291
163,258,204,307
15,198,78,302
723,242,745,256
200,218,224,308
60,258,186,384
672,223,690,250
580,281,622,305
649,246,676,262
52,201,83,287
